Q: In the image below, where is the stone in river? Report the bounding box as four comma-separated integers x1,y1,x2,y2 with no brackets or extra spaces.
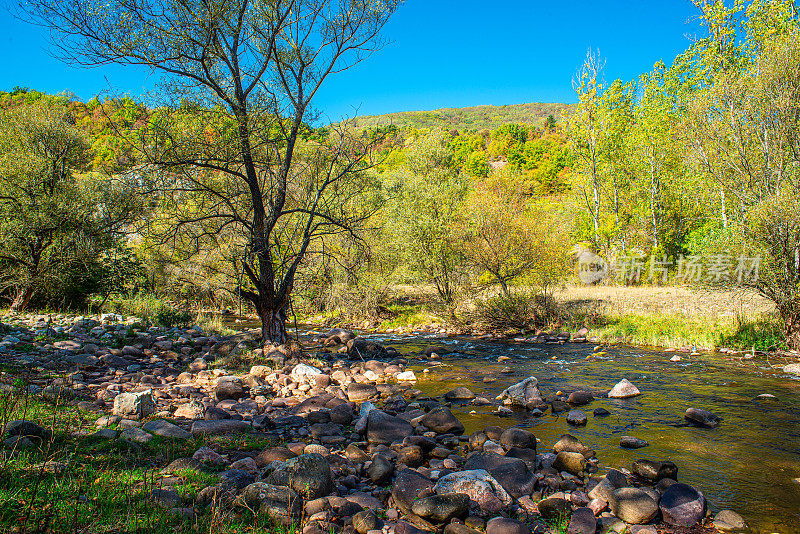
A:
391,468,434,514
566,409,588,426
567,507,597,534
609,487,658,524
620,436,648,449
631,459,677,482
685,407,721,428
659,483,706,527
366,410,413,444
420,406,465,435
713,510,748,532
443,387,476,401
608,379,641,398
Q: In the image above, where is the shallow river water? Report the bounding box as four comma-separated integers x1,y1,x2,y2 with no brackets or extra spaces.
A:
228,319,800,533
360,332,800,534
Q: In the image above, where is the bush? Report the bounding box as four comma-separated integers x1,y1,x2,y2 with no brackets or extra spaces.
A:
468,291,559,330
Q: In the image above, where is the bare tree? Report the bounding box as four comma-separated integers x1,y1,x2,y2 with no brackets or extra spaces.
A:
24,0,401,344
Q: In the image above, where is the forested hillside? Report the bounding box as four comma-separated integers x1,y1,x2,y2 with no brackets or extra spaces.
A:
347,102,574,130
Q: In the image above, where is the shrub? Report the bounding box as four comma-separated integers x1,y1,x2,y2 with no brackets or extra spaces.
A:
468,291,560,330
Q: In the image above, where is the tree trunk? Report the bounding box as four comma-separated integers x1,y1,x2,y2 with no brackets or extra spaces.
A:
10,285,35,312
259,305,288,346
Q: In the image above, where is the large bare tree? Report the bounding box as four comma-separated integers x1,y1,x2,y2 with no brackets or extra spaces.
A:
25,0,400,344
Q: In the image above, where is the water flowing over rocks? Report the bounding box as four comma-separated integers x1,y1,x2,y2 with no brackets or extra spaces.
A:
0,312,745,534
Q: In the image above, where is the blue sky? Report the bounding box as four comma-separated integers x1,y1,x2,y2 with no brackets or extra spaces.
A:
0,1,702,122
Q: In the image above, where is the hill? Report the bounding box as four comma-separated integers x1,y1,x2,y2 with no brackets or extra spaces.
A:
347,102,575,131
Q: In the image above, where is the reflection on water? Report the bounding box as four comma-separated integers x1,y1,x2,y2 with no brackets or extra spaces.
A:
224,318,800,533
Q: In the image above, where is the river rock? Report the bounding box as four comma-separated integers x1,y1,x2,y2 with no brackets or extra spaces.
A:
554,434,594,458
587,469,629,502
392,468,434,514
421,407,465,435
368,453,394,484
659,483,706,527
568,391,594,406
485,517,531,534
444,387,476,401
264,453,333,500
240,483,302,525
620,436,648,449
142,419,191,439
782,363,800,375
631,459,677,482
366,410,413,444
191,419,250,436
499,427,536,451
567,507,597,534
496,377,542,407
353,510,382,534
713,510,748,532
610,487,658,524
463,451,537,498
434,469,512,511
291,363,321,382
348,383,378,402
113,390,156,419
5,420,50,441
537,496,571,521
347,338,387,359
608,379,641,398
411,493,470,523
685,407,721,428
553,451,586,475
566,410,588,426
214,376,246,401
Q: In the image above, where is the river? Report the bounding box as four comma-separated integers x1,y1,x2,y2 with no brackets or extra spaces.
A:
226,319,800,533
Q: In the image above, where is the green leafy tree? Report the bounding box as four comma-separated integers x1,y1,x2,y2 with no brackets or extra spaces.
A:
25,0,401,345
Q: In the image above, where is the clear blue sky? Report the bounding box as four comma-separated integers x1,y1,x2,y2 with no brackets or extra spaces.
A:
0,1,702,123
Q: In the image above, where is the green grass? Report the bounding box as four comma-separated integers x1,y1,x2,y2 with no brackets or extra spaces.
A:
379,304,441,330
589,313,784,351
0,386,285,533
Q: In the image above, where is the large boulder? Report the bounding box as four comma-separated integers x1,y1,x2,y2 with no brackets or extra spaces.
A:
5,420,50,441
434,469,512,512
347,338,388,359
240,483,302,525
366,410,413,445
290,363,321,383
610,487,659,524
659,483,706,527
411,493,470,523
347,383,378,402
496,377,542,407
421,407,465,435
113,390,156,419
499,428,536,452
264,453,333,500
567,507,597,534
142,420,191,439
587,469,629,502
553,451,586,476
608,379,640,398
214,376,246,401
392,468,434,514
462,451,537,498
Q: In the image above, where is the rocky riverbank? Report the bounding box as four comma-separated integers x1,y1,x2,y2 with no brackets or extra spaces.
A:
0,313,757,533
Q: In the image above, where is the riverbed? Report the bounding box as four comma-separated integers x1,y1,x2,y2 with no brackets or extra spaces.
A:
225,316,800,533
366,333,800,534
